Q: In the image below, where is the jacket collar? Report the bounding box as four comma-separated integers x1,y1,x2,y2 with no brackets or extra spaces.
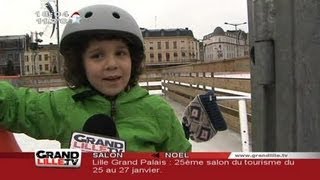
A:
72,85,149,103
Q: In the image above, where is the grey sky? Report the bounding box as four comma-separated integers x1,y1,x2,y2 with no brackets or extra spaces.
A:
0,0,248,44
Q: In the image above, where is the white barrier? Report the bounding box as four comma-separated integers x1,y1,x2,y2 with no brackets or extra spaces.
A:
217,96,251,152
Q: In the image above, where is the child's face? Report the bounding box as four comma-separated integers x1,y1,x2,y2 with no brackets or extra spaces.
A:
83,39,132,96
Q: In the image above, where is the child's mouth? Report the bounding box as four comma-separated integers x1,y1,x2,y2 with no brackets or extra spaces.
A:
103,76,121,81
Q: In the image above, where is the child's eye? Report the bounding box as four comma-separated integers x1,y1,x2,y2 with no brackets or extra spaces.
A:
116,50,129,56
90,53,104,59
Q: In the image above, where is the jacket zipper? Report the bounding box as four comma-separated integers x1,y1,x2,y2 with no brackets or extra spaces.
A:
110,99,116,121
110,98,119,137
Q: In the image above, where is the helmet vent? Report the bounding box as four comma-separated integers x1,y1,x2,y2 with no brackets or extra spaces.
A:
112,12,120,19
85,12,93,18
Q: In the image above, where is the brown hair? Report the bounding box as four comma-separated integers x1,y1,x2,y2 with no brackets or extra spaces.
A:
62,33,145,89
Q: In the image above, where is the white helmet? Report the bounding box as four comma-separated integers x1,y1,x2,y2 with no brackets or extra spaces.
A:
60,4,144,55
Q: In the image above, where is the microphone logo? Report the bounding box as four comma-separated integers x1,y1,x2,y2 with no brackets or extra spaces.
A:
70,131,126,153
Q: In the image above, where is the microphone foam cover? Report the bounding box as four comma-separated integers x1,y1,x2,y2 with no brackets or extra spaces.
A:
82,114,117,137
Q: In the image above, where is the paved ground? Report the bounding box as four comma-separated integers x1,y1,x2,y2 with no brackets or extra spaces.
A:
14,96,243,152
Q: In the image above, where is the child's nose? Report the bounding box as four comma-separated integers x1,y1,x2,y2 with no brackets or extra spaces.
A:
104,56,118,70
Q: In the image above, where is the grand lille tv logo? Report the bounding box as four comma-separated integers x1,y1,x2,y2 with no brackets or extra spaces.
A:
35,149,81,168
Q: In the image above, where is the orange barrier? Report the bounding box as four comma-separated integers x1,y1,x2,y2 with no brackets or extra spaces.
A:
0,129,22,152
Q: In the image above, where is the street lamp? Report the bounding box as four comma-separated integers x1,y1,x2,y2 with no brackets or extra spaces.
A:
224,22,247,31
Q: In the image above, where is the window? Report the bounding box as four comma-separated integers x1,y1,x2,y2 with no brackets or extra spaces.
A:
15,53,19,61
165,42,169,49
157,42,161,49
39,64,42,71
173,41,177,49
174,52,178,57
45,64,49,71
8,54,13,60
150,53,154,58
182,52,186,57
158,53,162,62
45,54,49,61
166,53,170,61
25,56,28,62
38,55,42,61
160,30,165,36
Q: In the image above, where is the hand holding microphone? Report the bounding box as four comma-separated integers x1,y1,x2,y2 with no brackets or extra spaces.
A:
69,114,126,152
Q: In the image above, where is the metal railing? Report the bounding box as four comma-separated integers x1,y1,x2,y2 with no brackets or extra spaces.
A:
217,95,251,152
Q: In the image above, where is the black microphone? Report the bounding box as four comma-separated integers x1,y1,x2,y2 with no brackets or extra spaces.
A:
70,114,126,152
82,114,117,137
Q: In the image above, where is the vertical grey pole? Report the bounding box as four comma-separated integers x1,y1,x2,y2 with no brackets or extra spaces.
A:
56,0,61,74
274,0,320,151
247,0,276,151
56,0,59,46
248,0,320,151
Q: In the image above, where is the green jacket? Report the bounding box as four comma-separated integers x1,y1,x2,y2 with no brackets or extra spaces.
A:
0,81,191,152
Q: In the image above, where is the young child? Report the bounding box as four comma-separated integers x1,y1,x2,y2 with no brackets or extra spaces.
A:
0,4,191,152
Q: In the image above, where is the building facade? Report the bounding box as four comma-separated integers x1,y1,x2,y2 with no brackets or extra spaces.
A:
24,44,61,75
203,27,249,62
0,35,28,75
141,28,200,65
